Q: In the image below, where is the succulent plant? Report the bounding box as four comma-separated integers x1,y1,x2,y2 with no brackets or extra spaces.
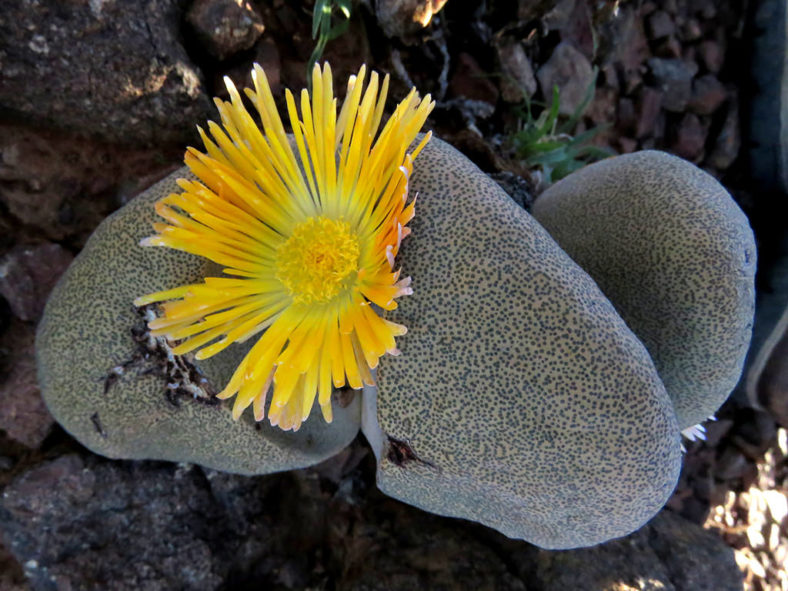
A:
531,151,757,431
36,64,753,551
362,138,682,549
36,169,361,475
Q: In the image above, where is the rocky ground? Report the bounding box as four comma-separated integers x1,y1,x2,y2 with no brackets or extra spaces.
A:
1,0,787,589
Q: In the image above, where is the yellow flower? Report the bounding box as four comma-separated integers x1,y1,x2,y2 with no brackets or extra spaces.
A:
134,63,434,431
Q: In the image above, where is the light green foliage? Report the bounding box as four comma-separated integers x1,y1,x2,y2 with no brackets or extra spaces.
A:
308,0,352,87
513,71,612,185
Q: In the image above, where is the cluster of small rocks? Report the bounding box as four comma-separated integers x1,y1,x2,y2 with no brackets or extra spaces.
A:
705,429,788,591
586,0,741,172
0,442,745,591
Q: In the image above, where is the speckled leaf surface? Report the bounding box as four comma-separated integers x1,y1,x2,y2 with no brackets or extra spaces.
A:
532,151,756,429
37,169,360,475
370,139,683,549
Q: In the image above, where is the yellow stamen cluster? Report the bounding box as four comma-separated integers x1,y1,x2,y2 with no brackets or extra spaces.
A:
276,216,360,305
134,62,433,430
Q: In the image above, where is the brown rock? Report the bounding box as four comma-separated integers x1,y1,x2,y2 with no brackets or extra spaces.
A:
681,18,703,42
187,0,264,61
597,4,650,94
536,42,594,115
0,123,181,245
448,53,500,105
375,0,448,40
655,36,683,59
707,97,741,170
496,41,538,102
0,534,25,591
0,322,54,449
647,57,698,112
670,113,708,161
715,446,750,480
647,10,675,39
635,86,663,139
557,0,594,61
689,74,728,115
216,36,282,100
531,511,742,591
0,0,211,145
600,63,620,91
617,137,638,153
0,243,73,322
698,40,725,73
586,86,618,126
616,97,637,134
518,0,561,21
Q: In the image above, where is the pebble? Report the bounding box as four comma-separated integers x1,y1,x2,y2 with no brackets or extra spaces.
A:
0,243,73,322
670,112,707,161
646,10,675,40
688,74,728,115
186,0,265,61
536,42,594,115
647,57,698,112
496,41,538,103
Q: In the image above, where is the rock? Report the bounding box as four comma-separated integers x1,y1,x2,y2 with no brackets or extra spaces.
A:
338,507,528,590
616,97,636,135
536,42,594,115
681,18,703,42
375,0,448,40
518,0,560,21
0,455,228,590
532,151,757,429
0,0,211,145
448,53,500,105
647,58,698,112
0,322,54,449
532,511,742,591
0,447,526,590
655,35,683,59
186,0,264,61
0,243,73,322
596,4,650,94
647,10,675,40
716,446,751,480
617,136,638,153
585,86,618,127
366,138,681,550
698,39,725,73
496,41,538,102
635,87,664,139
0,123,181,245
689,74,728,115
36,169,361,475
214,36,282,100
556,0,594,61
670,112,708,162
707,97,741,170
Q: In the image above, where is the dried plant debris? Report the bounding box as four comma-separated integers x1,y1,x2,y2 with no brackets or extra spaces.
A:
386,435,437,470
101,304,218,409
706,428,788,591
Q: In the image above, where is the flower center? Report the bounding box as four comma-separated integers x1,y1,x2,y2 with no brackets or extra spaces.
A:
276,216,360,304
